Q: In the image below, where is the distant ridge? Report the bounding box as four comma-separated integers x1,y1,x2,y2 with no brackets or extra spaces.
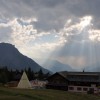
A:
43,60,73,73
0,43,49,73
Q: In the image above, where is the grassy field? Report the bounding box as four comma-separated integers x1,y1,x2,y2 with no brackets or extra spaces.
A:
0,87,100,100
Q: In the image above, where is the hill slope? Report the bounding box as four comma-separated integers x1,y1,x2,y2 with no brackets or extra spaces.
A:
0,43,49,73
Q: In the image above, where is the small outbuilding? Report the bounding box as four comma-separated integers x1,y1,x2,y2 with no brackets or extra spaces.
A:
17,71,32,89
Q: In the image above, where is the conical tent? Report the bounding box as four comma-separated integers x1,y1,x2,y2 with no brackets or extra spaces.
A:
17,71,32,89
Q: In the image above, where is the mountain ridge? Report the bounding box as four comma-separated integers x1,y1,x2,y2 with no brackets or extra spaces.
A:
43,60,73,73
0,43,49,73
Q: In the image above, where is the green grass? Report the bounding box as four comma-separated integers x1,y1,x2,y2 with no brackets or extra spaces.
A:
0,87,99,100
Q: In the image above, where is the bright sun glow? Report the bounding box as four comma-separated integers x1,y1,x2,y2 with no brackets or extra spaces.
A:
89,35,97,41
80,16,92,30
89,30,100,42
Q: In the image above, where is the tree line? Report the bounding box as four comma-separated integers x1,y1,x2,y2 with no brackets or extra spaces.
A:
0,66,51,84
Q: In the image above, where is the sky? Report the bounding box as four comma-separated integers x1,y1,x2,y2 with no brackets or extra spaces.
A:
0,0,100,70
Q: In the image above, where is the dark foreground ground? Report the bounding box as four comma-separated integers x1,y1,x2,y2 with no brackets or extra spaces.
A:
0,87,100,100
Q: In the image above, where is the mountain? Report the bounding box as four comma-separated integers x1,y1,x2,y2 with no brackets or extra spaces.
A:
0,43,49,73
43,60,73,73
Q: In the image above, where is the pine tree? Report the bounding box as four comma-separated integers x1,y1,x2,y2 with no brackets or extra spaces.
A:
38,69,44,80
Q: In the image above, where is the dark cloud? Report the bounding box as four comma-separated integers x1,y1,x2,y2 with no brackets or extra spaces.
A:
69,0,100,17
0,0,100,31
38,0,66,7
23,0,66,8
0,0,75,31
0,0,36,18
0,27,12,42
67,0,100,29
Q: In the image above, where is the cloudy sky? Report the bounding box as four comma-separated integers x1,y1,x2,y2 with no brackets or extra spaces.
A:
0,0,100,70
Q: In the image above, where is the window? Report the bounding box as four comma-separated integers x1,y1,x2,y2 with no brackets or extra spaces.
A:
89,88,94,91
69,87,74,90
83,88,88,91
77,87,82,91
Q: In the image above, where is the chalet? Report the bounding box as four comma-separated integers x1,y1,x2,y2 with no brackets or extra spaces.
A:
46,71,100,93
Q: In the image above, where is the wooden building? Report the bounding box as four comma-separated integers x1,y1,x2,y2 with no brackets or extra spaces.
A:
46,71,100,93
5,81,19,87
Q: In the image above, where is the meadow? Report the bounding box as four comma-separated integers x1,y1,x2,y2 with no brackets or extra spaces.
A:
0,87,100,100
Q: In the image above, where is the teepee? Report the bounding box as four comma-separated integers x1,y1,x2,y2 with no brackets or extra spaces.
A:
17,71,32,89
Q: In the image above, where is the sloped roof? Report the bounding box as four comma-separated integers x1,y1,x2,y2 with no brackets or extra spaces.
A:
58,71,100,77
58,71,100,82
58,71,68,78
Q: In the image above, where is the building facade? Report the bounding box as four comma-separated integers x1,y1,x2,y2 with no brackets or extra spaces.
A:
46,71,100,93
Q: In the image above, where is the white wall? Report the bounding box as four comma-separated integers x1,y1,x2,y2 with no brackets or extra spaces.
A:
68,85,98,93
